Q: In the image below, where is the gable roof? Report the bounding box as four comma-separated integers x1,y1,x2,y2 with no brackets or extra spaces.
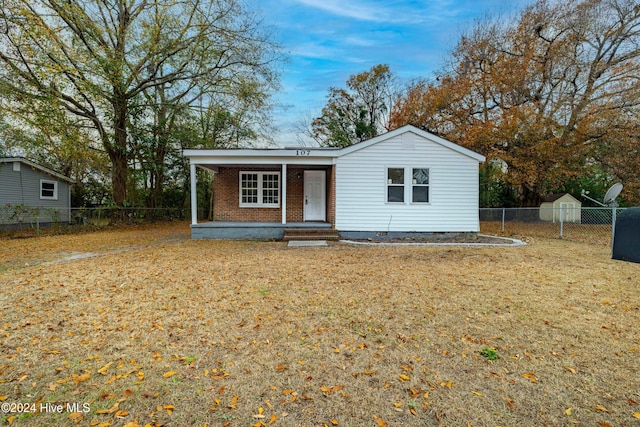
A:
0,157,75,183
183,125,486,165
337,125,486,162
541,193,580,203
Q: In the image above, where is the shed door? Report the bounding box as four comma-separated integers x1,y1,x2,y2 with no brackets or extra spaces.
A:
560,202,574,222
304,170,326,221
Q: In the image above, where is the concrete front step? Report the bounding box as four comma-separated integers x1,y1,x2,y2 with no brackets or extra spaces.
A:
283,235,340,241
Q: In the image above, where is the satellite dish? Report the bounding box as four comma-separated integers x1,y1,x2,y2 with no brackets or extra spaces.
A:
603,183,623,205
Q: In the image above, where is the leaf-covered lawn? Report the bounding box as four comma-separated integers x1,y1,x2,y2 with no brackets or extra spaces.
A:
1,222,639,426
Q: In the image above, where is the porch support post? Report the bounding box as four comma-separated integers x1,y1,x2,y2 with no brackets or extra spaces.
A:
190,162,197,225
281,163,287,224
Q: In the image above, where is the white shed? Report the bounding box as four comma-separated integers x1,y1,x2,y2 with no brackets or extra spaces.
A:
539,193,581,223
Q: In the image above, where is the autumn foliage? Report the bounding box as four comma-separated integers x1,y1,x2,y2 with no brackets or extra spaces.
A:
390,0,640,206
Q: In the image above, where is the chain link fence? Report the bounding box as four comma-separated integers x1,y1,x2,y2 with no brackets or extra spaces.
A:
480,207,624,245
1,204,624,245
1,205,201,234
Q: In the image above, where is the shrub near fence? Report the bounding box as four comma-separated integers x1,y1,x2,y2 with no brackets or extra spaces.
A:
480,207,624,245
1,205,203,234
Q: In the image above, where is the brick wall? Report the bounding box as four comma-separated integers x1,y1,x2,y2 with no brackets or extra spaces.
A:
213,166,334,225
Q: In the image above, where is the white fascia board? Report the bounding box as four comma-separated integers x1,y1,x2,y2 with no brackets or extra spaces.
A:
184,149,338,166
337,125,486,163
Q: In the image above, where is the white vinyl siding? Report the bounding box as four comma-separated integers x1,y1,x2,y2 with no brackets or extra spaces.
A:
239,171,280,208
335,132,480,232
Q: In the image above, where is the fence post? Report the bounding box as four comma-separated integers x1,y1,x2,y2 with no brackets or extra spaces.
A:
559,206,564,238
501,208,505,233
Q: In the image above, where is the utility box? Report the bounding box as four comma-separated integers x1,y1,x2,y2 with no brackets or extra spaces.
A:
612,207,640,263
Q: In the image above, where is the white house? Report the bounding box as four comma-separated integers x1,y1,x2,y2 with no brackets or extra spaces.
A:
183,125,486,239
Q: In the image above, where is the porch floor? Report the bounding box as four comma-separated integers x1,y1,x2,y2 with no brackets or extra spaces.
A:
191,221,333,240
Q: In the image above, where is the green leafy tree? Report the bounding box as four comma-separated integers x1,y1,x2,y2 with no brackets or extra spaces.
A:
0,0,280,206
312,64,395,147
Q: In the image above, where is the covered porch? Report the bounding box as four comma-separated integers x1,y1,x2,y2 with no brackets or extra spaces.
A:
184,147,338,239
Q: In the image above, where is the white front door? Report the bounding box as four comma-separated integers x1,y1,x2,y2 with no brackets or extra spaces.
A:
304,170,326,221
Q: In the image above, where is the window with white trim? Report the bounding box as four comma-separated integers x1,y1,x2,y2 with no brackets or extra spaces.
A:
239,171,280,207
40,179,58,200
412,168,429,203
386,168,404,203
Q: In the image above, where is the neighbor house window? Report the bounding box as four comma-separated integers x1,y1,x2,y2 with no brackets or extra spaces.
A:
412,168,429,203
239,171,280,207
387,168,404,203
40,179,58,200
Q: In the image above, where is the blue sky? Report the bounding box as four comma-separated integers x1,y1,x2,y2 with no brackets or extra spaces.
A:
255,0,532,144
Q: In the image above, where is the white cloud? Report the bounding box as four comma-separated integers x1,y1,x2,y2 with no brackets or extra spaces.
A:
293,0,387,22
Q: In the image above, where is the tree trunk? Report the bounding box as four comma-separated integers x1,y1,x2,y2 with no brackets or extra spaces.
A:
111,96,128,206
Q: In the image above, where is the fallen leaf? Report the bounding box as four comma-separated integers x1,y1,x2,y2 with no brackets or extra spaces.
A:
228,394,239,409
595,405,610,413
73,373,91,384
97,402,119,414
564,366,577,374
269,413,277,423
330,419,339,425
472,391,484,397
162,371,176,378
633,412,640,419
321,385,344,394
68,412,83,422
98,362,114,375
597,422,612,427
373,415,387,427
565,407,573,416
521,372,537,383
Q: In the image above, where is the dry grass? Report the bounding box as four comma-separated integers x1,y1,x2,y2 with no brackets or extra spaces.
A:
481,221,613,246
1,222,639,426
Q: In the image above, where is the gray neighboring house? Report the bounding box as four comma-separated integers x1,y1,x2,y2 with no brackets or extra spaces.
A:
0,157,74,228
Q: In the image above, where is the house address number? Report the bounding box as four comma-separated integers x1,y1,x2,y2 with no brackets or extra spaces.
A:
296,150,310,156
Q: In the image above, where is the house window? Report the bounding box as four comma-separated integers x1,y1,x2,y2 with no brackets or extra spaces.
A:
412,168,429,203
40,179,58,200
239,171,280,207
387,168,404,203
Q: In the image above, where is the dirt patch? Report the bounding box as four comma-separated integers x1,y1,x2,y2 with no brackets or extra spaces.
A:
1,224,639,426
